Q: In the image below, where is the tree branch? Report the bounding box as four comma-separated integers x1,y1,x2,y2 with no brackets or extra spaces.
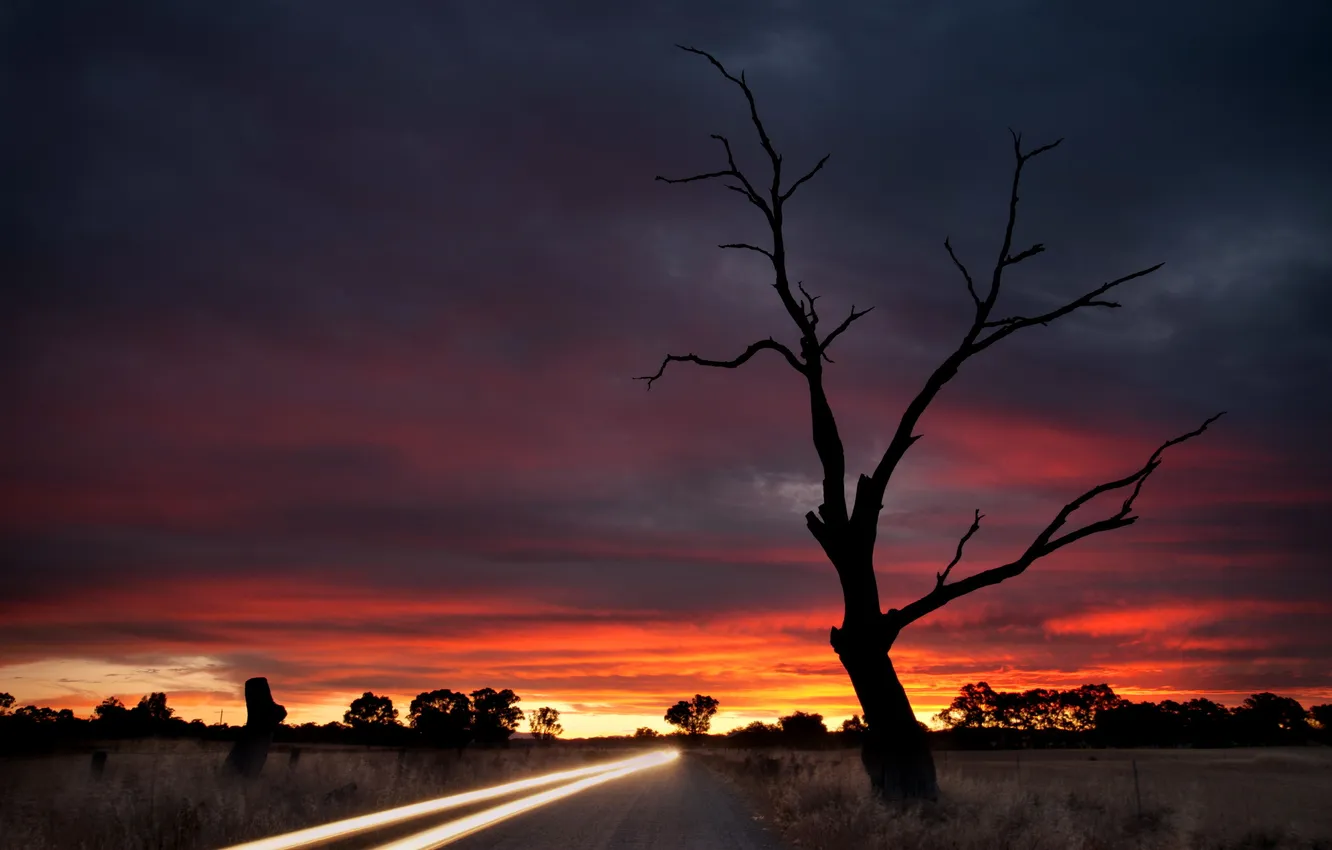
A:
894,412,1225,627
656,133,773,223
848,131,1160,538
944,237,981,310
936,509,984,590
675,45,783,197
648,44,856,598
719,242,774,261
634,338,806,389
982,131,1063,307
971,263,1163,353
796,281,821,329
819,305,875,361
781,153,830,202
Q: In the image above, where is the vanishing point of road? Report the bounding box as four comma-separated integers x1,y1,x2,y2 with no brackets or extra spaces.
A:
446,754,786,850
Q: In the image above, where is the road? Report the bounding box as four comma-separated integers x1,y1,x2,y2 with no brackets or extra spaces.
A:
445,755,786,850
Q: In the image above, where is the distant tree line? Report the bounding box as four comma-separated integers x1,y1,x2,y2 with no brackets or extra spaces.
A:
656,685,1332,751
3,684,1328,754
0,687,561,754
930,682,1332,748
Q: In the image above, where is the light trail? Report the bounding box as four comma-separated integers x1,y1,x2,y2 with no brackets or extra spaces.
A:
369,750,679,850
216,750,678,850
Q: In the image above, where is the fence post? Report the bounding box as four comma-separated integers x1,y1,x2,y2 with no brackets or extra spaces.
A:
1131,758,1142,818
90,750,108,780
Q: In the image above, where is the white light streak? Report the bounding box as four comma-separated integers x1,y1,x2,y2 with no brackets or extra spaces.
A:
217,750,678,850
370,750,679,850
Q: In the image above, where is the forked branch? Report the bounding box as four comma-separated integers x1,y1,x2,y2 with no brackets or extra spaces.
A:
892,412,1225,628
782,153,831,202
945,237,981,310
971,263,1164,353
936,509,984,589
656,133,772,222
639,46,866,408
820,305,875,361
635,338,805,389
849,131,1167,534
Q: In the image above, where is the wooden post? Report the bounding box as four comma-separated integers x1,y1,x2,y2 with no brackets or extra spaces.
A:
223,677,287,779
1131,758,1142,818
288,747,302,769
90,750,108,780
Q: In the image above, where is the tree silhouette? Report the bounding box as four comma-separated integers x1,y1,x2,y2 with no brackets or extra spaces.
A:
1233,692,1309,744
91,696,131,735
134,692,174,724
15,705,60,723
841,714,868,738
1310,704,1332,730
633,727,661,738
935,681,1127,734
638,44,1222,800
664,694,719,736
409,689,472,749
778,710,828,745
727,720,780,746
934,682,1003,729
528,706,563,743
1059,684,1126,731
94,696,126,719
0,693,13,714
1176,698,1233,747
344,692,398,729
470,688,523,744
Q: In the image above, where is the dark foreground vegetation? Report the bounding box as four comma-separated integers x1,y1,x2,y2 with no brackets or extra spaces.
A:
0,741,620,850
706,747,1332,850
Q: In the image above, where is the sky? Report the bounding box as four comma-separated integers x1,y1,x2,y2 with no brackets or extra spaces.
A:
3,0,1331,738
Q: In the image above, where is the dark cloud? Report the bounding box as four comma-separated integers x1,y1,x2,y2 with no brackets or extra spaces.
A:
4,0,1330,724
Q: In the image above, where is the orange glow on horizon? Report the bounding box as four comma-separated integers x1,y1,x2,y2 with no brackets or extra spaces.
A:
6,577,1330,737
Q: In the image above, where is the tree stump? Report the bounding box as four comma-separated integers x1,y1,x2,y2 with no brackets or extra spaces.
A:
223,677,287,779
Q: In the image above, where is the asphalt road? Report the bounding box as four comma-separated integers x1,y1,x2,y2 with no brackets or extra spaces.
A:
445,755,786,850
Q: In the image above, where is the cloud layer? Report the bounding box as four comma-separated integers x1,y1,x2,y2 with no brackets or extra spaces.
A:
4,0,1330,734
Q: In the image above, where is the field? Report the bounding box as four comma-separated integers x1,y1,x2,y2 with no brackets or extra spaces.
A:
703,747,1332,850
0,740,623,850
3,742,1330,849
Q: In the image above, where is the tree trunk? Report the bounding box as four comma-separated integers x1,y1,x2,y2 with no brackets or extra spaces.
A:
223,677,287,779
840,647,938,801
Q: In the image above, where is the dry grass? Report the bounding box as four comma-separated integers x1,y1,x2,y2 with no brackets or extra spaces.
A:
0,740,617,850
702,747,1332,850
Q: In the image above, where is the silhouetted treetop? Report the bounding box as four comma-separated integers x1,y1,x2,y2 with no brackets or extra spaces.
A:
409,689,472,749
665,694,719,736
344,692,399,729
470,688,523,744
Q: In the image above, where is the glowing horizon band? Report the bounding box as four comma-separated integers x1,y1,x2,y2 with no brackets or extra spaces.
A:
370,750,679,849
217,750,678,850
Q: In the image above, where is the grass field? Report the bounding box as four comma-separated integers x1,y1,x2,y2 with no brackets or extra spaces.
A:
0,740,619,850
3,742,1329,849
703,747,1332,850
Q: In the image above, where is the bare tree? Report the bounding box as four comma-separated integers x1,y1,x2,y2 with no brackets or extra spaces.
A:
637,45,1223,801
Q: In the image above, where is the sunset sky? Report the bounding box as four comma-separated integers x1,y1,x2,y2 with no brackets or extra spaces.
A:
4,1,1331,738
